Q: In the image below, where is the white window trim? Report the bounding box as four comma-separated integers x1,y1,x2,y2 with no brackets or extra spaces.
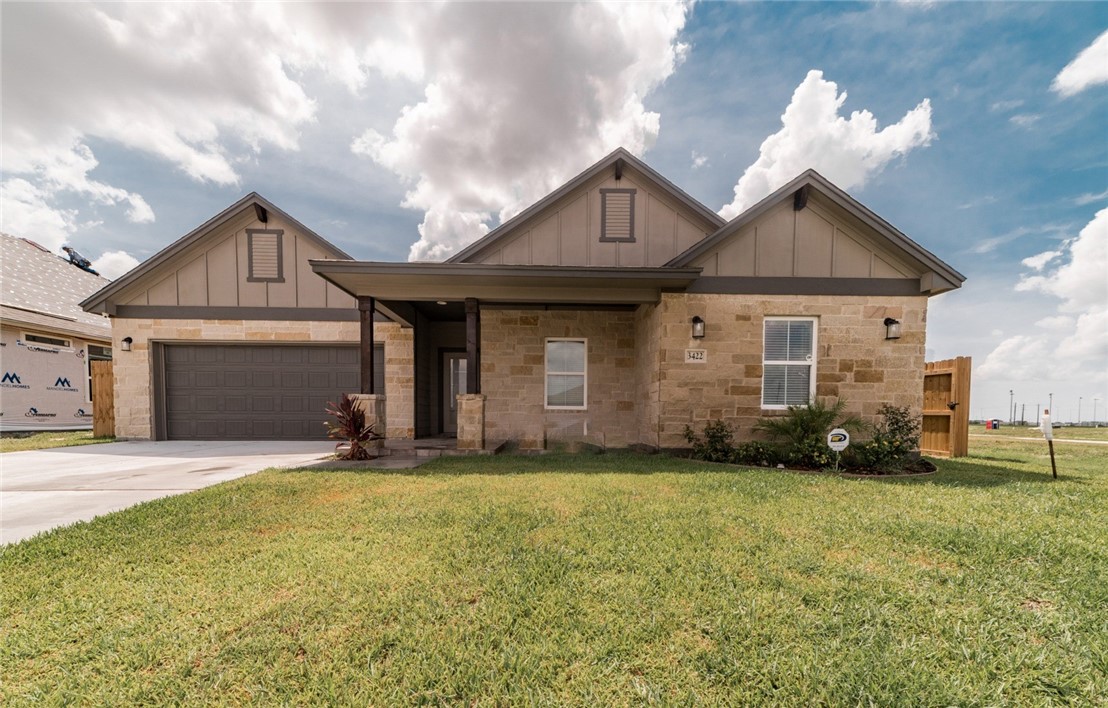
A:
544,337,588,411
761,316,818,410
21,331,72,349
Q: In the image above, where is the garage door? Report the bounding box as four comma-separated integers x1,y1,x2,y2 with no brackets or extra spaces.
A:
162,344,383,440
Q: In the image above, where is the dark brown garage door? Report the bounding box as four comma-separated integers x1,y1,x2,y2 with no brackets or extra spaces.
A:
161,344,382,440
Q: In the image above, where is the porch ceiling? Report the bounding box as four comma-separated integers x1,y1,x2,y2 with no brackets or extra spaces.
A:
309,261,702,305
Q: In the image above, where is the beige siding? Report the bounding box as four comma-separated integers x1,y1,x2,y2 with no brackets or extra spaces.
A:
693,200,918,279
109,213,351,309
473,167,717,267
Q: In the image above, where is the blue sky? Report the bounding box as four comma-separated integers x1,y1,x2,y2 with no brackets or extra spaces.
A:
3,2,1105,422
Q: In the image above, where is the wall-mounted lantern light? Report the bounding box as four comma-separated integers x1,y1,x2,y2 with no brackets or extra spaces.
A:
691,316,706,339
121,337,133,352
883,317,901,340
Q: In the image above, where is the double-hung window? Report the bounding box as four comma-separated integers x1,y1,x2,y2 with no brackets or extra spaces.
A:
545,338,587,409
762,317,817,408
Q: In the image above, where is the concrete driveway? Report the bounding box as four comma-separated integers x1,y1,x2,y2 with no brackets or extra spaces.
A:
1,440,332,545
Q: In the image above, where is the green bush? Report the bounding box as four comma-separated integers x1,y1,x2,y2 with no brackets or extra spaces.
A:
846,404,921,473
732,441,780,467
683,420,737,463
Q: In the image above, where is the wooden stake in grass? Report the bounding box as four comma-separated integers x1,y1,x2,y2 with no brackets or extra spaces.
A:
1041,409,1058,479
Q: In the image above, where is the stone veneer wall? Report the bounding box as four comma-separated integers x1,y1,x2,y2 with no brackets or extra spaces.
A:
650,293,929,449
110,318,414,440
481,310,638,448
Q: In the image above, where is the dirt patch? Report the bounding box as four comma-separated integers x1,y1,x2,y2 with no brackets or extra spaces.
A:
1021,598,1055,612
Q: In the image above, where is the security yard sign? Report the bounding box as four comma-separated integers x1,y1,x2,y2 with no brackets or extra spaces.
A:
827,428,850,452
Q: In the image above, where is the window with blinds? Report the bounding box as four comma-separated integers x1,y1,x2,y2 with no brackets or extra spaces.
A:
762,317,817,408
545,338,587,409
247,229,284,282
600,188,635,242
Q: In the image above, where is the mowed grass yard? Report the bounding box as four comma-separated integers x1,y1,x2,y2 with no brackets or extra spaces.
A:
3,439,1106,705
0,430,114,453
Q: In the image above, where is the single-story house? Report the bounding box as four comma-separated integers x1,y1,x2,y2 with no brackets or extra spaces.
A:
1,233,113,431
81,148,964,449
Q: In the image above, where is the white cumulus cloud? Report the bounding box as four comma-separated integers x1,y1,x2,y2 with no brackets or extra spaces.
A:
92,250,141,280
351,2,691,261
719,70,934,219
1051,29,1108,97
1021,250,1062,271
978,208,1108,383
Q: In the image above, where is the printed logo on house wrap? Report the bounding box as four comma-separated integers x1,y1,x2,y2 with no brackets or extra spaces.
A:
16,340,60,354
48,376,79,392
25,407,57,418
1,372,30,389
74,408,93,419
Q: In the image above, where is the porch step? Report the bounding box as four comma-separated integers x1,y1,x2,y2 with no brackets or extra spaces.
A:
411,440,508,457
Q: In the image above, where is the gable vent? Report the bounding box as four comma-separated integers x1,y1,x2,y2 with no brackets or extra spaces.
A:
247,229,284,282
600,188,635,242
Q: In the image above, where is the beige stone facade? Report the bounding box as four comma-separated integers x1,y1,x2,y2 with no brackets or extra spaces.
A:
481,309,638,449
111,318,414,440
475,292,926,450
644,293,927,449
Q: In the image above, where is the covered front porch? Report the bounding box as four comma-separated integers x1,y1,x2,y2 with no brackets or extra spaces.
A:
310,261,700,451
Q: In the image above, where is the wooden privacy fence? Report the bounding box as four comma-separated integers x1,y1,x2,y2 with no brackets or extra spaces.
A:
91,360,115,438
921,356,971,458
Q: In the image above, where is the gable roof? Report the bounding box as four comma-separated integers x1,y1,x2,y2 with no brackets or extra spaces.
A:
1,233,112,341
447,147,726,264
667,169,965,292
81,192,352,313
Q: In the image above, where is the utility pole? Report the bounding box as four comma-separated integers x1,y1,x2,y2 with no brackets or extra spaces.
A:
1095,398,1101,425
1036,404,1040,426
1021,403,1025,426
1049,392,1053,417
1078,397,1083,425
1009,389,1014,424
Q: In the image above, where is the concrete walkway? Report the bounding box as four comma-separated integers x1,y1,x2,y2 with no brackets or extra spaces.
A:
1,440,332,545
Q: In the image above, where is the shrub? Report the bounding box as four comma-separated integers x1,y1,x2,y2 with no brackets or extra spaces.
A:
683,419,737,463
754,399,864,469
732,441,780,467
847,404,921,473
324,394,383,460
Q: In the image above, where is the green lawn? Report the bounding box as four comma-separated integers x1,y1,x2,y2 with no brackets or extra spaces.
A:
0,430,114,453
2,439,1105,705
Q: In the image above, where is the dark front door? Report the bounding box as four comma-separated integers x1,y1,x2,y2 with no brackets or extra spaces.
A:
441,352,468,436
161,344,381,440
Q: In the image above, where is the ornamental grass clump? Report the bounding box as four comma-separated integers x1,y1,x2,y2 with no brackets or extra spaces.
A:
324,394,383,460
754,398,864,469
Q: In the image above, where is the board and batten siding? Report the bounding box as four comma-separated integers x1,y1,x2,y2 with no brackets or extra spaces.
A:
117,213,354,310
691,195,918,279
474,169,717,268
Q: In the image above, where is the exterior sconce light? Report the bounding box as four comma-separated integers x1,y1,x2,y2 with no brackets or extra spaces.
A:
121,337,133,352
691,316,706,339
883,318,901,340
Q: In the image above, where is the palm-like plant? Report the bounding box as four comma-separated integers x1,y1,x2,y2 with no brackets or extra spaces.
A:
324,394,383,460
754,398,865,449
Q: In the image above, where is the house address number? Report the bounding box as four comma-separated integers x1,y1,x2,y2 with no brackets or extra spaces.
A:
685,349,707,364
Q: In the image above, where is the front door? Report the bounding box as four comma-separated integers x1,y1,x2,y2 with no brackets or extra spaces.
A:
441,352,468,435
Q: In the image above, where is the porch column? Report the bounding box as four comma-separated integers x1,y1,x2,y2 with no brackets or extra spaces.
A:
465,297,481,394
359,296,375,394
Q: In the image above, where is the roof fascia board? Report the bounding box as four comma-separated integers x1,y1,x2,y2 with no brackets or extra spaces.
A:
81,193,352,313
447,148,725,264
311,260,703,280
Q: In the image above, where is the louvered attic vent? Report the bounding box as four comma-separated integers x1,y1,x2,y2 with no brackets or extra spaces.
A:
247,229,284,282
600,188,635,242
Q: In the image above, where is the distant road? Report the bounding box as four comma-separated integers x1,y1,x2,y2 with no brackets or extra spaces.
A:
969,434,1108,446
